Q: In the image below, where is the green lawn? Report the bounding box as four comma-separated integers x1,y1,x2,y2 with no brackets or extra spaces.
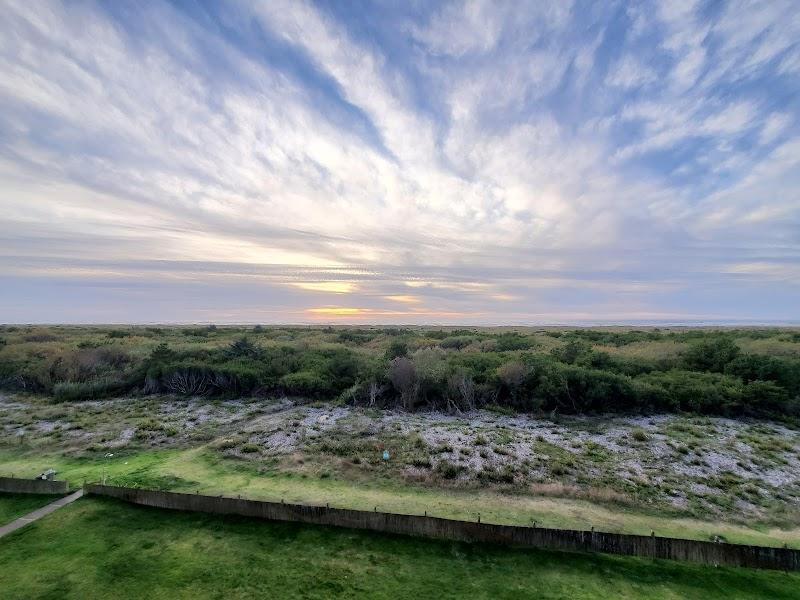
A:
3,447,800,548
0,497,798,599
0,492,62,525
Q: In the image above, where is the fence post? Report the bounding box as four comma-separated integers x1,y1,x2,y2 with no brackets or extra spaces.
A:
785,544,789,574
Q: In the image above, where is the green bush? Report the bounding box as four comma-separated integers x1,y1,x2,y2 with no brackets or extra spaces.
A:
435,460,465,479
53,379,124,401
280,371,329,397
638,371,744,415
495,333,535,351
682,337,741,373
385,340,408,360
535,363,639,413
477,465,515,483
726,354,800,396
439,336,474,350
741,380,795,416
3,326,799,420
225,337,263,359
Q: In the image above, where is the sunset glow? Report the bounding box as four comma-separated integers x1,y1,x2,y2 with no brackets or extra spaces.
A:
0,1,798,324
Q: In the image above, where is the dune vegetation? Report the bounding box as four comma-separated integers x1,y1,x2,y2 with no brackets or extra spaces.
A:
1,325,799,418
2,326,800,550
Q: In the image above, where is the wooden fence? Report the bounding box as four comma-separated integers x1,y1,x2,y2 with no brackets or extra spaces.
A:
0,476,68,494
86,484,800,571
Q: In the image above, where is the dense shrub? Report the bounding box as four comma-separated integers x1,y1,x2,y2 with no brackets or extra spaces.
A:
725,354,800,395
477,465,515,483
2,327,799,420
535,364,640,413
225,337,263,359
436,460,465,479
439,336,474,350
387,356,417,409
337,329,377,344
279,371,330,397
638,371,744,414
495,333,535,351
551,340,591,364
385,340,408,360
682,337,741,372
145,360,261,396
423,330,449,340
23,333,57,342
564,329,665,346
740,380,795,416
449,352,505,384
53,379,125,401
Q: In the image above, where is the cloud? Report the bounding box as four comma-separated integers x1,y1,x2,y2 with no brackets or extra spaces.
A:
760,112,792,145
0,0,798,324
409,0,505,57
605,56,657,89
292,282,356,294
384,295,422,304
701,100,759,135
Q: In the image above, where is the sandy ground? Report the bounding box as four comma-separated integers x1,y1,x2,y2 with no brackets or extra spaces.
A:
2,393,799,519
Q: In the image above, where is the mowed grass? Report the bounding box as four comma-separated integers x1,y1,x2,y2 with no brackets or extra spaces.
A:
1,497,798,600
0,492,62,525
3,447,800,548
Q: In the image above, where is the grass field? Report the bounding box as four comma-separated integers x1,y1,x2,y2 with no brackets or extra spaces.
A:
2,446,799,549
0,495,798,600
0,492,61,525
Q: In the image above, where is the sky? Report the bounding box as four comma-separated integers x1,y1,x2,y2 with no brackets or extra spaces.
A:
0,0,798,325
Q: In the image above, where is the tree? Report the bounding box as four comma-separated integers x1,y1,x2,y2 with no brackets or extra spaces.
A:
447,370,476,413
497,361,527,388
497,361,528,404
387,356,417,409
412,347,448,406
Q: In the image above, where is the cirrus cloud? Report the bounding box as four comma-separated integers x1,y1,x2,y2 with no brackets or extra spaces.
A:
0,0,798,324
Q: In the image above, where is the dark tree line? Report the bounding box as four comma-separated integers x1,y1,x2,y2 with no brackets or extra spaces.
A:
1,329,799,419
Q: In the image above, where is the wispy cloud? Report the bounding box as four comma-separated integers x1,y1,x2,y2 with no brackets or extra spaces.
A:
0,0,798,323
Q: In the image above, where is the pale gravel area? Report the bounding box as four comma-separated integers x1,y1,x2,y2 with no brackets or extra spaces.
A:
2,394,800,518
234,405,800,516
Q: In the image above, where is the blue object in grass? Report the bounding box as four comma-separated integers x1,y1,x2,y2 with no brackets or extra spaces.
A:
382,450,390,460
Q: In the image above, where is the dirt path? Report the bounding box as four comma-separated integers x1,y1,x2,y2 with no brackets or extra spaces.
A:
0,489,84,539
